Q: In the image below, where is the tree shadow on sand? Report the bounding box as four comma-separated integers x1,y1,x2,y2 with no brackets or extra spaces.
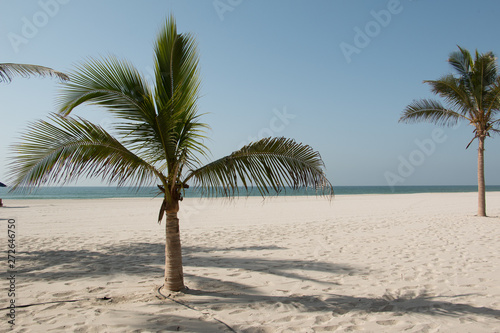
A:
181,277,500,320
17,242,500,322
17,243,358,284
107,312,231,333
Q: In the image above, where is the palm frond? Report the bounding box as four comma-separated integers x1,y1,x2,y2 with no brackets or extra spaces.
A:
154,15,201,114
57,56,155,123
8,114,159,191
151,15,207,177
55,56,170,165
424,75,474,115
446,47,498,114
469,51,498,111
484,77,500,119
184,137,333,197
399,99,470,126
448,46,473,77
0,63,68,83
471,50,497,86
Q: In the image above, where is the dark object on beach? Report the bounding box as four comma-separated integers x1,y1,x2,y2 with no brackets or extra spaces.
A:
0,182,6,207
0,181,4,207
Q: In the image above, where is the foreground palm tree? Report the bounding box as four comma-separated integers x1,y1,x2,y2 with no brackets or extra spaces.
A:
0,63,68,83
8,16,333,291
399,46,500,217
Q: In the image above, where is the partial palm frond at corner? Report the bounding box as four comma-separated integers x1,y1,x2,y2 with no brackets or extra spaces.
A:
0,63,69,83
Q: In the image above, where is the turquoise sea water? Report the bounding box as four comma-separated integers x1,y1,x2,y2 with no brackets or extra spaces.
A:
0,185,499,200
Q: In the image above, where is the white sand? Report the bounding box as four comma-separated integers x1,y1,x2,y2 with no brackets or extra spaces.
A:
1,192,500,332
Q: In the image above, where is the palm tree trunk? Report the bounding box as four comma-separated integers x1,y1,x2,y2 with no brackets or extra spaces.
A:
477,136,486,217
164,204,185,291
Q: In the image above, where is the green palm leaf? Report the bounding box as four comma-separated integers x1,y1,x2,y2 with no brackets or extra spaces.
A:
424,75,474,114
154,14,200,112
484,77,500,119
153,15,205,174
0,63,69,83
399,99,469,126
185,137,333,197
57,56,155,121
448,46,473,77
8,113,158,191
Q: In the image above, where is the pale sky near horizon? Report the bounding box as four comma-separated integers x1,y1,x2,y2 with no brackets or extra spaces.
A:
1,0,500,187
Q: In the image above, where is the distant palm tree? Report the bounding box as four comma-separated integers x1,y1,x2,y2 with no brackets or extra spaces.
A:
399,46,500,216
0,63,68,83
8,16,333,291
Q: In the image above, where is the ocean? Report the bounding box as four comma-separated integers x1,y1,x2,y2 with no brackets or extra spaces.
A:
0,185,499,200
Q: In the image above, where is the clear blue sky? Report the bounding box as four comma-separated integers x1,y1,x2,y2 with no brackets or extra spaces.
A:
1,0,500,187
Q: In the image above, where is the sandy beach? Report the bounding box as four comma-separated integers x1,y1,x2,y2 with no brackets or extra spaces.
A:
1,192,500,332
